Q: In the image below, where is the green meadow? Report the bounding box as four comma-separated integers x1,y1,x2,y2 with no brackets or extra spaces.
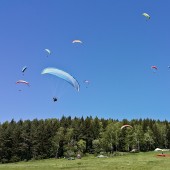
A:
0,152,170,170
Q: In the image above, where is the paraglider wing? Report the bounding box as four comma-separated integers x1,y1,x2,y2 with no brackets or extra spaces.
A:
45,49,51,55
72,40,82,43
84,80,90,88
121,125,133,130
16,80,29,86
22,66,27,73
151,66,158,70
41,67,80,91
84,80,90,83
142,13,150,20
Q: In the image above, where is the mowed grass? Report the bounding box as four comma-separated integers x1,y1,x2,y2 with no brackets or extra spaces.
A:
0,152,170,170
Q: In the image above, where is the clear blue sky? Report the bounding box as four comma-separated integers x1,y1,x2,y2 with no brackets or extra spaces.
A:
0,0,170,122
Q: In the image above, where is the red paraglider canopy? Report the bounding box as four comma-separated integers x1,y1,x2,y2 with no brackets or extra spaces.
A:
16,80,30,86
151,66,158,70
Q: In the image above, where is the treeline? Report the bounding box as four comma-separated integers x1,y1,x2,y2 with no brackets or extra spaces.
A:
0,116,170,163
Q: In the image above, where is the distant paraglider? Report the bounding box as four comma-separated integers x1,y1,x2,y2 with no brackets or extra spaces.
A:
151,66,158,70
151,66,158,73
16,80,30,86
72,40,82,44
84,80,90,88
142,13,150,20
41,67,80,92
53,97,58,102
45,49,51,57
121,125,133,130
16,80,29,85
22,66,27,75
16,80,30,91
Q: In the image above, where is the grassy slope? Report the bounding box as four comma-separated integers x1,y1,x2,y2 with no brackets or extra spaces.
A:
0,152,170,170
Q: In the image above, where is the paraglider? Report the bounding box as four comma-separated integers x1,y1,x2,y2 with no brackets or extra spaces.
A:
41,67,80,92
22,66,27,75
84,80,90,83
72,40,82,44
142,13,150,20
84,80,90,88
151,66,158,72
22,66,27,73
53,97,58,102
16,80,30,86
16,80,29,92
151,66,158,70
45,49,51,56
121,125,133,130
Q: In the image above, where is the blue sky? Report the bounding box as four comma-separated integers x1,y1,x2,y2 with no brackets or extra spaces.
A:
0,0,170,122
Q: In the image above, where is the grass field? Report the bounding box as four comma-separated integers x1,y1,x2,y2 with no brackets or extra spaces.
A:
0,152,170,170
